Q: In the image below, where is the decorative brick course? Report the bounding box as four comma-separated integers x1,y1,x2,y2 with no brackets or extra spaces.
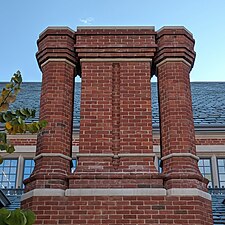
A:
8,137,225,146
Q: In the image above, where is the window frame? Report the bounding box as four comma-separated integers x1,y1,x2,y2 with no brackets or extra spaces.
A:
217,158,225,188
198,158,213,188
0,158,18,189
22,158,35,187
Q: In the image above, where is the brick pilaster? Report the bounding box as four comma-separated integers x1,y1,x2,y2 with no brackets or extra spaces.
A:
70,27,163,188
155,27,207,190
24,27,76,190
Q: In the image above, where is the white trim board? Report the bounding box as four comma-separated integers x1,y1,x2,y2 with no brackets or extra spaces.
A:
21,188,211,201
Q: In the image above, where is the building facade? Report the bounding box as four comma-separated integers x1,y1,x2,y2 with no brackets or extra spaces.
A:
2,26,224,224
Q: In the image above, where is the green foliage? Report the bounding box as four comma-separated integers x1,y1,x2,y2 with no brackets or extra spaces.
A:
0,208,35,225
0,71,22,112
1,109,47,135
0,71,47,162
0,71,47,224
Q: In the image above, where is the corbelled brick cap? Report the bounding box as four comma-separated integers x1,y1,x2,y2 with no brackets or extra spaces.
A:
36,26,76,69
154,26,196,69
75,26,157,59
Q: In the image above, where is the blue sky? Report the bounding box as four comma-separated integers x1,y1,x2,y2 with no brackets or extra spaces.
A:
0,0,225,82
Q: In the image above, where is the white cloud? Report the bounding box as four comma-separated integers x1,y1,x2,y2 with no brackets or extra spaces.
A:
79,17,94,25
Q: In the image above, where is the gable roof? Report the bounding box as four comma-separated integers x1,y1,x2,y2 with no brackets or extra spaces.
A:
212,194,225,224
0,189,23,210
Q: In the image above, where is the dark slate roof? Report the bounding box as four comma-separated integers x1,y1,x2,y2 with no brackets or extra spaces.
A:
212,194,225,224
4,195,21,210
1,82,225,129
0,189,23,210
0,189,10,207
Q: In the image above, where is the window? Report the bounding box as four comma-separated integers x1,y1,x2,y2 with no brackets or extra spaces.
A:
217,159,225,188
23,159,35,183
71,159,77,173
198,158,213,188
158,159,162,173
0,159,18,188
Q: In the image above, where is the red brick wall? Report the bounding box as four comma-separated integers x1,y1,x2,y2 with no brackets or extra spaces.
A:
79,61,113,155
22,195,213,225
9,136,225,146
155,28,208,190
76,61,157,175
71,27,161,189
21,26,213,225
24,28,76,190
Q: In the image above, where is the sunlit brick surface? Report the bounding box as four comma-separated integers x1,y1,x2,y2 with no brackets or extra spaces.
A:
21,26,213,225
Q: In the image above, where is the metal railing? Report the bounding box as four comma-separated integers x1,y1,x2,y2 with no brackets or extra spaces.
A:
208,188,225,195
0,188,24,196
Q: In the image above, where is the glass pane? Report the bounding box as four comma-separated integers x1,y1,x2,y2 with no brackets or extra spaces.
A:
22,159,35,186
10,167,16,174
23,174,29,180
2,182,8,188
0,159,18,189
218,159,225,167
205,174,212,181
10,160,17,167
218,159,225,188
4,160,10,166
205,167,211,174
71,159,77,173
220,182,225,188
204,160,210,167
198,160,203,166
219,167,225,173
10,175,16,181
220,174,225,181
4,168,10,173
24,167,30,174
25,160,31,167
208,182,212,188
198,158,213,188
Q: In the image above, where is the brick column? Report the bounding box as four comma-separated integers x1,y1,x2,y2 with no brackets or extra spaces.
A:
70,27,163,188
24,27,76,190
155,27,207,190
